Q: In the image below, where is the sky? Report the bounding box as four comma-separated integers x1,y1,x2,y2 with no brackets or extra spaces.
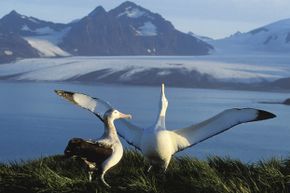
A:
0,0,290,39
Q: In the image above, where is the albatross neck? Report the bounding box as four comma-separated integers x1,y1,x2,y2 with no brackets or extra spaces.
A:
103,117,118,139
153,87,168,130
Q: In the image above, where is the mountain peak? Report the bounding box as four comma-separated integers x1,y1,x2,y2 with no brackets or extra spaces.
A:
5,10,24,18
9,10,20,15
110,1,151,19
88,6,106,17
0,10,30,22
116,1,139,8
115,1,146,12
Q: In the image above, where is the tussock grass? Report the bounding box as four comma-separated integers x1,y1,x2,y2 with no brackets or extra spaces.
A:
1,151,290,193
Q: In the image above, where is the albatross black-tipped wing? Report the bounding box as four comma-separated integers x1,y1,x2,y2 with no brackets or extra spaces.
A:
55,90,112,122
55,90,143,150
170,108,276,153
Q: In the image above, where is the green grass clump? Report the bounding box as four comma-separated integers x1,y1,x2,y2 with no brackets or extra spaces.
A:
1,151,290,193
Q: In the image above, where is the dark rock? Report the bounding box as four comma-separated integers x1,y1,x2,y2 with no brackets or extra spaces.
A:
283,98,290,105
263,36,273,45
269,77,290,90
60,6,127,55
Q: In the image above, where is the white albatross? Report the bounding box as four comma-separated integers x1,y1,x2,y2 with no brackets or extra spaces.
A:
55,90,132,187
55,85,276,172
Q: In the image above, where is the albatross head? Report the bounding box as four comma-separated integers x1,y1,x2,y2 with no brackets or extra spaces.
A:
104,109,132,121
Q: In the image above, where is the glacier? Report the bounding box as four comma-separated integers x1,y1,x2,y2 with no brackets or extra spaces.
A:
0,56,289,84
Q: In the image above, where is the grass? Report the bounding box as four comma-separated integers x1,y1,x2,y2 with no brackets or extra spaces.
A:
1,151,290,193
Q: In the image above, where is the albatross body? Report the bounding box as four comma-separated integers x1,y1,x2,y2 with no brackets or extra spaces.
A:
55,85,276,172
55,90,131,187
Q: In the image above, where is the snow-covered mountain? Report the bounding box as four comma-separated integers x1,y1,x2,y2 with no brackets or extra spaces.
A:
0,1,212,62
0,10,71,58
210,19,290,54
60,1,213,56
2,1,290,63
0,10,67,36
0,33,39,63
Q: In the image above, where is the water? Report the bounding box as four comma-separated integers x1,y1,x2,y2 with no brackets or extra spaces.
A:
0,81,289,162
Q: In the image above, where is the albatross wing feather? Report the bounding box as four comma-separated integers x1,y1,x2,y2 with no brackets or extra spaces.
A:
65,138,113,166
171,108,276,153
73,92,144,149
55,90,112,121
117,120,143,150
55,90,144,149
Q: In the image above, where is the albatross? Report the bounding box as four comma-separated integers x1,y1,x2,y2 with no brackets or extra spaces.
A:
55,85,276,172
55,90,132,187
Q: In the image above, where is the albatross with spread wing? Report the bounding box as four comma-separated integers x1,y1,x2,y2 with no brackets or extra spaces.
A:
55,90,132,187
55,85,276,172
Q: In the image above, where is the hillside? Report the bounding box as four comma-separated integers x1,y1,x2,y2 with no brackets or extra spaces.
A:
0,33,39,63
1,151,290,193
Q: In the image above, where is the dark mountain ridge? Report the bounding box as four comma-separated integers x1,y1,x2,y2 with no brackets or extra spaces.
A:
0,1,213,62
60,1,213,56
0,10,67,36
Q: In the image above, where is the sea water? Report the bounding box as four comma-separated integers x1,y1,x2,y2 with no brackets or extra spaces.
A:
0,81,289,162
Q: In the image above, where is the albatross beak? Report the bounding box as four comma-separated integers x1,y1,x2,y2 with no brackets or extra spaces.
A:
54,90,76,104
119,112,132,119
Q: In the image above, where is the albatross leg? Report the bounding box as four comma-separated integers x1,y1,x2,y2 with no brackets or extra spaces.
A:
83,159,96,181
88,171,93,182
147,165,152,173
162,159,171,173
